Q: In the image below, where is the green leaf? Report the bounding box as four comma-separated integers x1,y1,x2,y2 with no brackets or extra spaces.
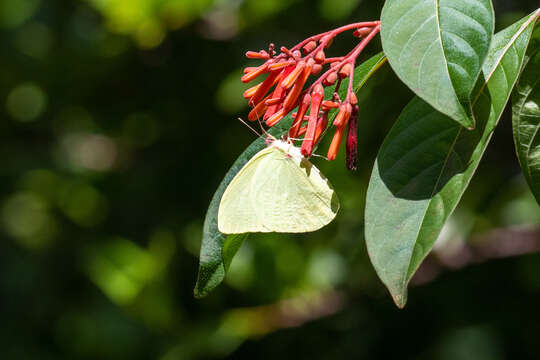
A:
513,25,540,205
381,0,495,129
194,123,289,299
194,53,387,298
366,11,539,308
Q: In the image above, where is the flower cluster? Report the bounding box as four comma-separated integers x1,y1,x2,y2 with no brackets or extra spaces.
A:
241,21,380,170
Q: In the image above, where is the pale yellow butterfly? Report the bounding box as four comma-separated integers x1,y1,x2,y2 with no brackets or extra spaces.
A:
218,138,339,234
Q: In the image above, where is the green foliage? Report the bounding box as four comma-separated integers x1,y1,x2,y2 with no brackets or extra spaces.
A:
381,0,495,128
365,11,539,308
513,26,540,205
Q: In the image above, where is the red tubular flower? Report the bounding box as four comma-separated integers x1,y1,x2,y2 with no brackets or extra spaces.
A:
249,70,281,106
322,100,340,111
248,95,270,121
301,84,324,157
243,67,258,74
346,105,359,170
243,83,261,100
314,112,329,143
269,60,295,71
333,103,352,127
265,97,282,106
327,126,345,161
281,61,306,89
265,65,295,120
240,21,381,168
283,61,312,113
289,93,311,138
266,108,286,127
241,64,269,83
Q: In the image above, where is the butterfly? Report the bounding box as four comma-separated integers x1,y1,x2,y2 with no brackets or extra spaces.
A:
218,138,339,234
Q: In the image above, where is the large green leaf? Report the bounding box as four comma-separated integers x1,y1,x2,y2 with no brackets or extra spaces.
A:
513,26,540,204
381,0,494,129
194,53,387,298
366,11,539,308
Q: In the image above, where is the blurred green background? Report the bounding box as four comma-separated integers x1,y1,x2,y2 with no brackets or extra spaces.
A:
1,0,540,359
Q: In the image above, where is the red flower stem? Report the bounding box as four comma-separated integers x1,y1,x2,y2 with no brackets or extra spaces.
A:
334,78,343,98
306,24,380,94
324,57,344,64
345,57,356,103
289,21,381,52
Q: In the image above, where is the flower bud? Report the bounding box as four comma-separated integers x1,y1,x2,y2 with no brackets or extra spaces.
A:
339,63,352,79
311,64,323,75
350,92,358,105
323,72,337,86
314,50,326,64
353,27,372,38
321,100,340,111
327,126,345,161
246,51,269,59
346,105,359,170
303,41,317,54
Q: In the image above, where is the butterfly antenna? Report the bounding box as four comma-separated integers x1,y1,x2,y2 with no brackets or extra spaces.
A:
237,117,264,139
252,106,274,141
310,152,329,161
287,136,313,142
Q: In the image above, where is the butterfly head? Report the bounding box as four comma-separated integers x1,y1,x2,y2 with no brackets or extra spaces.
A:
271,139,303,159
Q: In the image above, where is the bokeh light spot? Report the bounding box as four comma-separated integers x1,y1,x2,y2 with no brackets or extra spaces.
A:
57,182,108,227
15,22,52,58
85,238,159,305
135,19,166,48
200,8,239,40
216,69,251,114
0,0,41,28
2,192,57,249
61,133,118,172
6,82,48,122
307,249,346,288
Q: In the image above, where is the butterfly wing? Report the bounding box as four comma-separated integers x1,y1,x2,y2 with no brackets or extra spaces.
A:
217,147,273,234
218,146,339,234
